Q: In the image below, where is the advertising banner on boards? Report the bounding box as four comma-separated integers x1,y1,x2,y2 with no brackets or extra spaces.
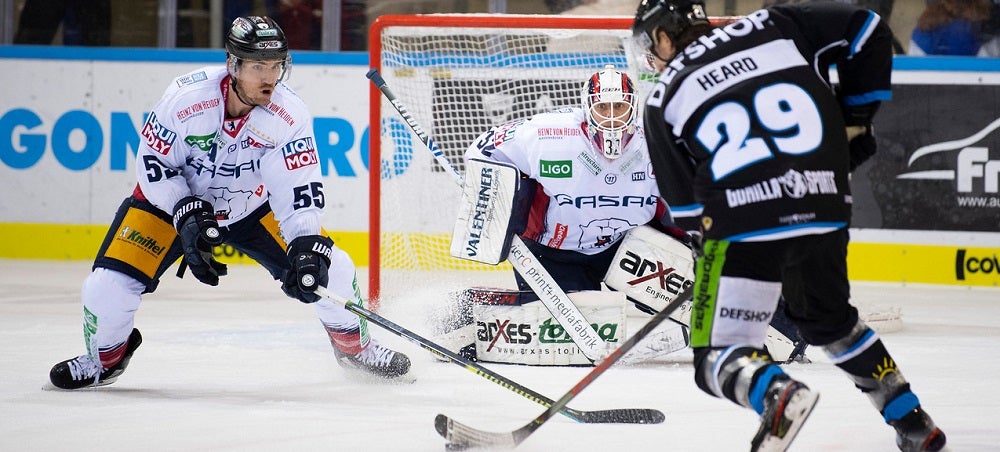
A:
852,85,1000,232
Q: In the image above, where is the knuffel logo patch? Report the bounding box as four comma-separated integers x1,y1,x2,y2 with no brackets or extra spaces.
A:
540,160,572,178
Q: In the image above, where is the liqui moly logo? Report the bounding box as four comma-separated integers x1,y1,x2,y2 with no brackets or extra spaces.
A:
281,137,317,170
140,112,177,155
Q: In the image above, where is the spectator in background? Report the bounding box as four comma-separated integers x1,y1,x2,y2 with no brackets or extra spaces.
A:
908,0,992,55
976,0,1000,56
279,0,323,50
14,0,111,45
275,0,368,51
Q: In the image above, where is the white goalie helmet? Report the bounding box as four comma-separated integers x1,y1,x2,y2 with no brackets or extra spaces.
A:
582,65,638,160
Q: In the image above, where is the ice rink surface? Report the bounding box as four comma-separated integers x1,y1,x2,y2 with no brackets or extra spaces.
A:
2,259,998,451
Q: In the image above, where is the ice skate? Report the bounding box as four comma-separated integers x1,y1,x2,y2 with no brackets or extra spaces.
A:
751,379,820,452
890,406,946,452
49,328,142,390
334,338,411,379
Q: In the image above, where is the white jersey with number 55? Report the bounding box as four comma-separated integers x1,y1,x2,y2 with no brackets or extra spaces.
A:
465,108,668,255
135,66,323,243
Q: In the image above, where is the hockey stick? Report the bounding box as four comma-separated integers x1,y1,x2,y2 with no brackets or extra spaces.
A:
367,68,608,362
313,286,664,424
434,282,693,449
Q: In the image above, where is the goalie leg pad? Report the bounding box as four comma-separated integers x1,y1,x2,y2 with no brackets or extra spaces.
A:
432,288,627,366
473,290,626,366
604,225,694,318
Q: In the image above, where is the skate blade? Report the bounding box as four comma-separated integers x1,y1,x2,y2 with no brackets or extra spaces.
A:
755,390,820,452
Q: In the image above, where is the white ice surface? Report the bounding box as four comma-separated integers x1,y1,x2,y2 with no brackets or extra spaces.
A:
2,259,998,451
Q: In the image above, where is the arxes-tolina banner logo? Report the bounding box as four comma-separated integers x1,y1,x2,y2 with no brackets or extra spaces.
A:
896,116,1000,198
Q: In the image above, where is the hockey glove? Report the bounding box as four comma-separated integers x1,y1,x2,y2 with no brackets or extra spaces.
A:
841,102,880,171
173,196,227,286
848,125,877,171
282,235,334,303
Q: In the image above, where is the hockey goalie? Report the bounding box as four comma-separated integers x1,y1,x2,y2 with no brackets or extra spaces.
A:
438,66,807,366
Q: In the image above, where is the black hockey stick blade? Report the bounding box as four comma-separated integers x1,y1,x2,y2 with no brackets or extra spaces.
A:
314,287,664,425
436,284,694,449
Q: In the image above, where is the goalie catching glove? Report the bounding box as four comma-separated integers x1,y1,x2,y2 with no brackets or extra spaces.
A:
173,196,227,286
282,235,334,303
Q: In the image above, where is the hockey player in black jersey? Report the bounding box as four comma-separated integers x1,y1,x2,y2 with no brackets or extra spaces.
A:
632,1,945,451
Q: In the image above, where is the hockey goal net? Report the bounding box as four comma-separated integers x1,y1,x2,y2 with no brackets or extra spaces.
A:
368,14,647,303
366,14,904,332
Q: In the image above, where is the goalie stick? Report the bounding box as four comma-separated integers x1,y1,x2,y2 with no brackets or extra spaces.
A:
313,286,665,425
367,68,609,362
435,283,694,450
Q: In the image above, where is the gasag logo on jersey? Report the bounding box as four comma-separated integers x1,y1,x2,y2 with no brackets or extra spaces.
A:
725,169,837,208
540,159,572,178
281,137,317,170
184,132,217,152
140,112,176,155
553,194,657,208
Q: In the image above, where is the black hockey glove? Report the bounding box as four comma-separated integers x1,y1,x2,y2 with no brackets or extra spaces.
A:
848,125,878,171
173,196,227,286
841,102,880,171
282,235,334,303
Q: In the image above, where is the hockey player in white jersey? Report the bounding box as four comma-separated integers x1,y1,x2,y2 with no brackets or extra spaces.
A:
49,16,410,390
441,66,805,365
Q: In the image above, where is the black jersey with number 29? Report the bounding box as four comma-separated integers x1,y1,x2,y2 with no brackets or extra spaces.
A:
643,2,893,242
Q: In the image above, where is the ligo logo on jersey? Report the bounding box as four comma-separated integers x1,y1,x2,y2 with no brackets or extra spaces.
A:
141,113,177,155
185,132,217,152
281,137,317,170
540,160,572,178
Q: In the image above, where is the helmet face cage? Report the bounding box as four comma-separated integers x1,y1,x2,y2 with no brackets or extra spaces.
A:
631,0,708,67
582,66,638,160
226,16,291,82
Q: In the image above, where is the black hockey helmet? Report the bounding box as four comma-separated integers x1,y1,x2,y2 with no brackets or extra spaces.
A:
225,16,288,62
631,0,709,45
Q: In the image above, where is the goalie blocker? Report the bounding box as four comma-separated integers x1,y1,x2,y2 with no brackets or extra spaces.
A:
603,225,806,363
450,158,534,265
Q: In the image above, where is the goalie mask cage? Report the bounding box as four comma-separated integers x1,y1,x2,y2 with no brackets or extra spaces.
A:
368,14,648,304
